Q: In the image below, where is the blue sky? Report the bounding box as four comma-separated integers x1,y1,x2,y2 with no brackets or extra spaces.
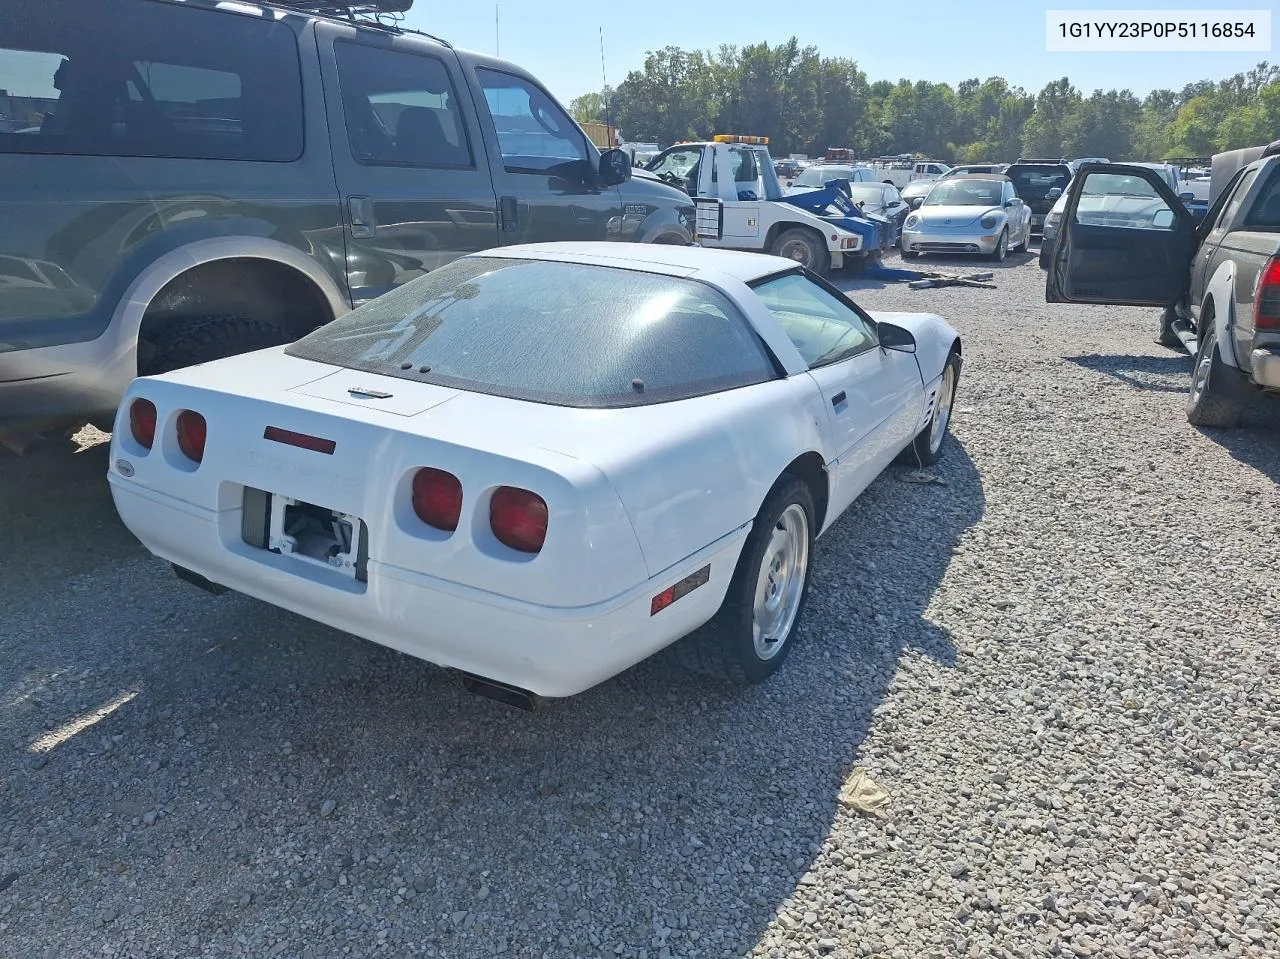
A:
408,0,1273,103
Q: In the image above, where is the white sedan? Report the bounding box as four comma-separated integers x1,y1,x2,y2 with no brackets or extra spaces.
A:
107,244,962,705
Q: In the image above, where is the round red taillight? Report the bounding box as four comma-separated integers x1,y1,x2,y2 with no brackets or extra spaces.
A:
489,486,548,554
411,468,463,531
129,399,157,450
176,410,207,463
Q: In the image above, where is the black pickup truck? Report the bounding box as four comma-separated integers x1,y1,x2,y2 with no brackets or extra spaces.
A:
1046,141,1280,427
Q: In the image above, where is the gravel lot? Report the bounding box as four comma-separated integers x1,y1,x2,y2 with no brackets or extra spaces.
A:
3,246,1279,959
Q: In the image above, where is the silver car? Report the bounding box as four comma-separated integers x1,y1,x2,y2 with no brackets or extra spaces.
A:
901,175,1033,261
902,163,1007,206
785,164,878,194
1039,162,1180,268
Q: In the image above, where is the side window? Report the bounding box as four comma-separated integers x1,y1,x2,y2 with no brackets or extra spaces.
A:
729,148,758,183
1217,169,1259,230
1244,167,1280,228
0,2,303,161
475,68,587,173
1073,170,1177,231
753,272,877,368
334,43,471,168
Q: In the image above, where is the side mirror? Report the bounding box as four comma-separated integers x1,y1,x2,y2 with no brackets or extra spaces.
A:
1152,208,1175,229
1046,187,1063,200
1005,197,1022,207
878,321,917,354
598,148,631,187
910,196,925,209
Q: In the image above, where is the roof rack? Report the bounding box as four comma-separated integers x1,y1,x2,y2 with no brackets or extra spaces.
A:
274,0,411,16
270,0,452,47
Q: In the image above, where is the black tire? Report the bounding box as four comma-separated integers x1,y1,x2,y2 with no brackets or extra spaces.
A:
1186,322,1251,428
1038,244,1051,270
988,229,1008,262
899,349,961,466
142,314,291,375
1156,305,1183,350
772,227,830,275
675,475,816,685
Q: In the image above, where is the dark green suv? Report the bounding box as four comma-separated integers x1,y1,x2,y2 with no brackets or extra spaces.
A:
0,0,696,434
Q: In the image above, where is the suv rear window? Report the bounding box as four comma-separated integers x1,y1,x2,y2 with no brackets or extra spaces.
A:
1005,164,1072,200
1244,166,1280,229
0,0,303,161
285,257,778,408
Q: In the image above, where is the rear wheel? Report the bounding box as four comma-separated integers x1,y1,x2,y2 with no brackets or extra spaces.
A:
772,228,829,274
1186,322,1251,427
675,476,815,685
141,314,290,375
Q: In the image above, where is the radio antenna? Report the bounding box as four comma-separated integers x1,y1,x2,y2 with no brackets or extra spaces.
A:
600,26,612,136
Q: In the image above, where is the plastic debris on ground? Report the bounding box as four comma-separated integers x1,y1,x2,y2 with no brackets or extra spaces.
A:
838,768,891,815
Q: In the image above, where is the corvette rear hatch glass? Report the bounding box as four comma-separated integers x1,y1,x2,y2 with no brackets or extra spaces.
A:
285,257,777,408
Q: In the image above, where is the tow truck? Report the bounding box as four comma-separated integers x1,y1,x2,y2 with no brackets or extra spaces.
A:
636,135,891,275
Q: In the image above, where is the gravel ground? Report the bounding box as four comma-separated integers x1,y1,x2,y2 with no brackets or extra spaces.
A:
2,246,1279,959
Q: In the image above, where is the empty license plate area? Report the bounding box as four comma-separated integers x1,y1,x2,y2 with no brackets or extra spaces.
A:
241,486,368,582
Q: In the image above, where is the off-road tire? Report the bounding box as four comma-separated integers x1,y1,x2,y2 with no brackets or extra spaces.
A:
1186,322,1251,428
675,476,816,686
142,314,291,376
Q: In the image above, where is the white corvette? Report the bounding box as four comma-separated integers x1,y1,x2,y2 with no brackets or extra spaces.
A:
107,243,961,705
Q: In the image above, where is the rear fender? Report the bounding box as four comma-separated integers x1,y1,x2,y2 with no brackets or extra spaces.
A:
1203,260,1240,368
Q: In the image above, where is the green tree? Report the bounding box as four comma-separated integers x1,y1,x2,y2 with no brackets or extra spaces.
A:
1020,78,1081,158
568,89,610,125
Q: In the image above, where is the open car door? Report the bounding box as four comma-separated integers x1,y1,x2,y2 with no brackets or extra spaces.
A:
1046,164,1198,306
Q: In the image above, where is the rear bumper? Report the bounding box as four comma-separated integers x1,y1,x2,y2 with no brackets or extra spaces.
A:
1251,348,1280,389
108,477,746,698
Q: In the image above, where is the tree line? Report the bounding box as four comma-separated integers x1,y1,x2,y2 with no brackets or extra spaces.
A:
568,41,1280,163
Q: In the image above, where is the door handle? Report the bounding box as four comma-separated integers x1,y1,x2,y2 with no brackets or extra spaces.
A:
831,391,846,407
499,195,519,232
348,196,375,239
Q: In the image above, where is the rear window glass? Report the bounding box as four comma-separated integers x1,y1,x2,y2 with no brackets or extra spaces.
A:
0,0,303,161
285,257,778,408
1244,167,1280,229
1005,165,1072,198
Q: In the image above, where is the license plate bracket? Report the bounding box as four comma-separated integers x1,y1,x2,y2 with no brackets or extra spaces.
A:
241,487,368,582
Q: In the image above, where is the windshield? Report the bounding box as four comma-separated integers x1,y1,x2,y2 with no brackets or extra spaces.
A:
284,257,777,409
794,166,855,187
923,180,1002,206
1006,164,1071,199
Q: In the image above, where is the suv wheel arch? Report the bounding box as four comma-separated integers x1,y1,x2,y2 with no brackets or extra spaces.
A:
110,237,349,373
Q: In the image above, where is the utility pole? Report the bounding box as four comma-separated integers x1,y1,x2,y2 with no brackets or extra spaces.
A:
494,4,499,56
